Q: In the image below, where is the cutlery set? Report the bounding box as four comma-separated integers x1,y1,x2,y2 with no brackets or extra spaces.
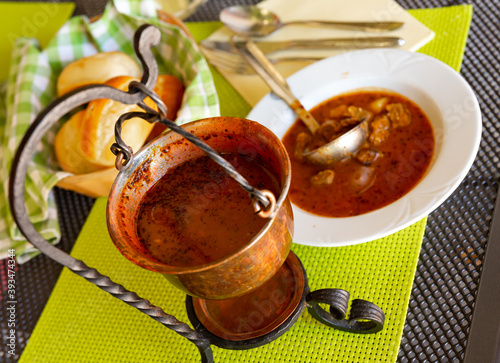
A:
202,37,404,74
202,5,405,74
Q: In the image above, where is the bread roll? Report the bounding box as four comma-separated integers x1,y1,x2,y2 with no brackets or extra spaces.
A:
146,74,185,142
79,76,156,167
54,53,185,198
57,51,142,96
54,110,107,174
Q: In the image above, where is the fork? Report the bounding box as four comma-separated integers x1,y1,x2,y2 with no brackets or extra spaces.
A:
202,48,322,75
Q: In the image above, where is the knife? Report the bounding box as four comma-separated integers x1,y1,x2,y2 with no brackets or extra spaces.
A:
201,37,405,55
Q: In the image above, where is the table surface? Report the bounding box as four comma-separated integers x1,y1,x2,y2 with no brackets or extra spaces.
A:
1,0,499,362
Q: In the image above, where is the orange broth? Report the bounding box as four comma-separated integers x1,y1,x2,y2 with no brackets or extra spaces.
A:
136,153,280,267
282,91,435,217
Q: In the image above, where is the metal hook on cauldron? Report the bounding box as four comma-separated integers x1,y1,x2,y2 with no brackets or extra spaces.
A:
109,80,276,218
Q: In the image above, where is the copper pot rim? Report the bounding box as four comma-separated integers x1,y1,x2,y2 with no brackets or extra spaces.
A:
107,116,292,275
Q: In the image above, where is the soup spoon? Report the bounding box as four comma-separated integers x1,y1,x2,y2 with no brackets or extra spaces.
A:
220,5,404,37
228,35,369,166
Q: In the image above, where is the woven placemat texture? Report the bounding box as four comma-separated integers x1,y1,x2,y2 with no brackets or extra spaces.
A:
20,198,427,363
19,5,472,363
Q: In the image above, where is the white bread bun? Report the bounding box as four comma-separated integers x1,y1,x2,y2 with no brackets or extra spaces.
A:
55,112,118,197
54,60,184,197
54,110,107,174
146,74,185,142
57,51,142,96
79,75,156,167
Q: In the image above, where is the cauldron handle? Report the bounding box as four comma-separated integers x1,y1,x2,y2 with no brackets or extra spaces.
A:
110,80,276,218
8,24,214,363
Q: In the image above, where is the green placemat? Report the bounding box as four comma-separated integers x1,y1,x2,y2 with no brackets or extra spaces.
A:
20,5,472,363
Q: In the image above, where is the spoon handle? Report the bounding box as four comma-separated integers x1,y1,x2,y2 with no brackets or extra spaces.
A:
230,36,320,133
285,20,404,32
278,36,405,49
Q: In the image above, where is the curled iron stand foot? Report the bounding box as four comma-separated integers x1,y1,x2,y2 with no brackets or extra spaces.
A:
306,288,385,334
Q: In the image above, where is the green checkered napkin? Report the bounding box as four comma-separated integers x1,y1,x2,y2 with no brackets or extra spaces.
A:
0,0,220,263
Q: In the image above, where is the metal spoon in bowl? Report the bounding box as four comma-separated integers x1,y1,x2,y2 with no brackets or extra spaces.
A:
220,5,404,37
228,35,369,165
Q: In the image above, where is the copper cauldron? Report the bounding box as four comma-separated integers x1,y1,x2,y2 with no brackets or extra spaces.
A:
107,116,293,300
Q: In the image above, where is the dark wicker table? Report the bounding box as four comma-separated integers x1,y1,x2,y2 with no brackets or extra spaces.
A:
1,0,499,362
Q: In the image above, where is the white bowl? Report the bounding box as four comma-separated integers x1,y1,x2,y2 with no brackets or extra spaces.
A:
247,49,481,247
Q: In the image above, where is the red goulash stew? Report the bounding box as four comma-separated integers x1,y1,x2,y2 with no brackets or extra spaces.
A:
282,90,435,217
136,153,280,267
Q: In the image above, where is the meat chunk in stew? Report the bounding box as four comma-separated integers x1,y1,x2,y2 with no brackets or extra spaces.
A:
387,103,411,128
341,106,373,127
369,115,391,145
317,120,343,141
